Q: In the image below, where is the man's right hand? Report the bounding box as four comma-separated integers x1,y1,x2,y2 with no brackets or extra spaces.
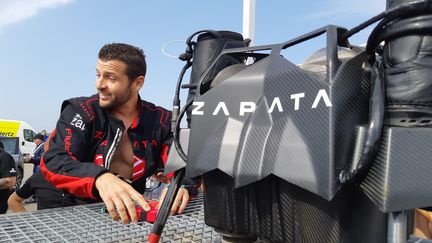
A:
23,154,31,163
95,173,150,224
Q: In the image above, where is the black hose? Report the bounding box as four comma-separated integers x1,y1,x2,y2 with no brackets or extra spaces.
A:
171,61,192,133
339,60,385,184
173,99,194,162
366,0,432,56
341,12,386,40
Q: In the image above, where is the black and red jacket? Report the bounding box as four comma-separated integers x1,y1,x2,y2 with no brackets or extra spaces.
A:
40,94,172,200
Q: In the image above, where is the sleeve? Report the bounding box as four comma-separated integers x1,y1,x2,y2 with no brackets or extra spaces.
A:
15,176,33,199
0,153,16,178
40,102,108,199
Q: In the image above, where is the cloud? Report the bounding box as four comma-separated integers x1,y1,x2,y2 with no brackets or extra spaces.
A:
306,0,386,22
0,0,74,28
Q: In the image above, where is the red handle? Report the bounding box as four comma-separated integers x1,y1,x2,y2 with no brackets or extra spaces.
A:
148,233,160,243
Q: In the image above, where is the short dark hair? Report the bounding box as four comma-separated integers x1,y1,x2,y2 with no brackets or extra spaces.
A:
98,43,146,81
33,133,44,141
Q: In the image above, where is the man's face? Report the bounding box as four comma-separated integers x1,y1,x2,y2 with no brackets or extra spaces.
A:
33,138,42,145
96,59,134,110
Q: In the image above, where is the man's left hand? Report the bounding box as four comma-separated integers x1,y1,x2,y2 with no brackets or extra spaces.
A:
157,186,189,215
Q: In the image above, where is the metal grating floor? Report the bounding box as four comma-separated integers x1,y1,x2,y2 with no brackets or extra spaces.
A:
0,196,221,243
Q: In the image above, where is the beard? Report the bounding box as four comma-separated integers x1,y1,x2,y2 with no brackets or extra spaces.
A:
99,85,133,110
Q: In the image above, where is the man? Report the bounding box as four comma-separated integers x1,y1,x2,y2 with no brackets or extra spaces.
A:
24,133,45,174
23,133,46,204
0,140,17,214
8,172,76,212
40,43,189,224
41,130,49,142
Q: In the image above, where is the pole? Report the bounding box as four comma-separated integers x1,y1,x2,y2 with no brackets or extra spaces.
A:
242,0,256,46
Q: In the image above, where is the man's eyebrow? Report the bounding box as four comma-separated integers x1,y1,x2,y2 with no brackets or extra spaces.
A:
95,69,117,76
105,71,117,77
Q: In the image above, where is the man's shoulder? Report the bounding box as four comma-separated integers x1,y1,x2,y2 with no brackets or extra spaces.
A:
141,100,171,114
0,150,15,169
139,99,171,126
62,94,99,109
35,142,45,152
61,94,100,122
0,150,14,161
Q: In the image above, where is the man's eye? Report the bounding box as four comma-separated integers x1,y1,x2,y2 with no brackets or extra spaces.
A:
96,73,101,78
108,75,116,80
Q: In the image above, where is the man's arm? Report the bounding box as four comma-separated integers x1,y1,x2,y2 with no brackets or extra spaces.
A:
7,192,26,212
0,152,17,189
41,102,107,199
0,176,15,189
42,101,150,223
95,173,150,224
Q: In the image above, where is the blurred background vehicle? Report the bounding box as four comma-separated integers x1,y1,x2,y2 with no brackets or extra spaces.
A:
0,136,24,190
0,119,37,155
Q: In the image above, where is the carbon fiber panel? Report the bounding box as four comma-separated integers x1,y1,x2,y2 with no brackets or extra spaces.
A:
361,126,432,212
187,50,369,200
165,129,189,174
203,171,387,243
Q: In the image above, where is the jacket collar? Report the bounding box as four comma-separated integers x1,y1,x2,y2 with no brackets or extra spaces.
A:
130,95,143,129
98,94,143,130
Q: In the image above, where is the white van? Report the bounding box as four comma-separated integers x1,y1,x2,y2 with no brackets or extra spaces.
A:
0,119,37,155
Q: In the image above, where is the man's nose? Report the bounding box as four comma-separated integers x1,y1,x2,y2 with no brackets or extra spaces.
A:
96,78,106,90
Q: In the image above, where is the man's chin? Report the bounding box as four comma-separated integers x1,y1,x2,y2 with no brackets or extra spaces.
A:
99,101,113,109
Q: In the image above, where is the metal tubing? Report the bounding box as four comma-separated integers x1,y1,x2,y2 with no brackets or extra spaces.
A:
387,211,408,243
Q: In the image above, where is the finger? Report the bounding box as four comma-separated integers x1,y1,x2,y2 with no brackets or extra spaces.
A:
170,201,179,216
130,190,150,212
170,188,184,215
177,188,189,214
154,173,168,183
121,192,138,223
113,213,120,221
112,196,129,224
104,199,118,221
156,187,168,209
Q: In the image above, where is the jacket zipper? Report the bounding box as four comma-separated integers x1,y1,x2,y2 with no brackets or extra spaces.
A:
105,128,123,168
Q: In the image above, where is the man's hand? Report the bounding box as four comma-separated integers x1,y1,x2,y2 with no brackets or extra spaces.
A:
151,172,169,184
157,186,189,215
95,173,150,224
23,154,31,163
0,176,16,190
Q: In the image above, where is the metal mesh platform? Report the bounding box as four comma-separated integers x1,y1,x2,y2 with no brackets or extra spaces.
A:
0,196,221,242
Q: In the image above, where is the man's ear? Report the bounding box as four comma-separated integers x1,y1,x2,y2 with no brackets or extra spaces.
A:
133,76,145,91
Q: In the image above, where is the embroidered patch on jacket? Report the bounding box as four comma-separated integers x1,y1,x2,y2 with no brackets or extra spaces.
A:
70,113,86,131
132,155,146,181
93,154,103,166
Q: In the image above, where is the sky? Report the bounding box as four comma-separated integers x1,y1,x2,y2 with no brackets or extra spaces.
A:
0,0,386,132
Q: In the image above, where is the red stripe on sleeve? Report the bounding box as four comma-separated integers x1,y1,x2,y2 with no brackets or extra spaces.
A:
40,156,96,199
